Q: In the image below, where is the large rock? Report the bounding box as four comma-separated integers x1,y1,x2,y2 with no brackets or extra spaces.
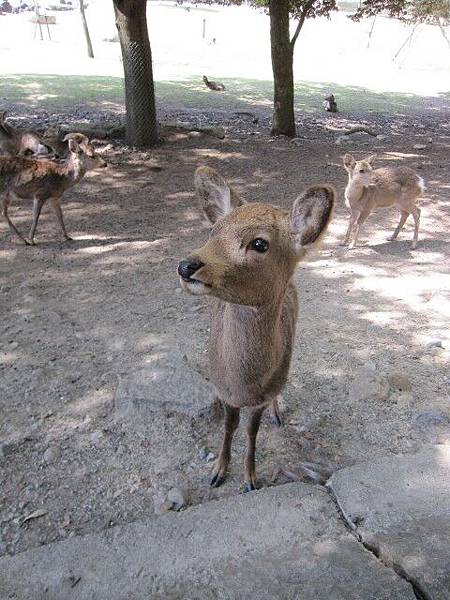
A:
0,483,413,600
115,351,217,423
330,445,450,600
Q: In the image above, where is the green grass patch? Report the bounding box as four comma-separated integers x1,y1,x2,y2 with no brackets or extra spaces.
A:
1,73,426,115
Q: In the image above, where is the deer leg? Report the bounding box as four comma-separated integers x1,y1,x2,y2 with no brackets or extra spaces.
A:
349,207,371,249
340,211,358,246
388,210,409,241
2,192,30,245
29,197,45,245
268,395,283,427
50,197,72,241
244,405,266,492
411,207,421,249
210,404,240,488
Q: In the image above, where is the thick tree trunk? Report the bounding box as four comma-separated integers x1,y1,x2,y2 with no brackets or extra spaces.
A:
79,1,94,58
269,0,295,137
113,0,159,147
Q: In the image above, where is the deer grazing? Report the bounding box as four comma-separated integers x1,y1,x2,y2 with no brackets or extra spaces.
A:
178,166,335,491
0,133,106,245
0,111,52,157
202,75,225,91
342,153,424,249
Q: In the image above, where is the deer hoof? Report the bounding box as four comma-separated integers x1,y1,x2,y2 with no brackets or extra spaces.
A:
243,482,256,493
209,473,226,488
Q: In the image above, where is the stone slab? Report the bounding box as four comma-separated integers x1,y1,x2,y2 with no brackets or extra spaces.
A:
330,445,450,600
0,483,414,600
114,350,217,423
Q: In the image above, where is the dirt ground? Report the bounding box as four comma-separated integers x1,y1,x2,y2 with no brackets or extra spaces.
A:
1,105,449,558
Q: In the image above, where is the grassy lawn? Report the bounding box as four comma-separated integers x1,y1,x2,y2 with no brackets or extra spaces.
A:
1,73,428,115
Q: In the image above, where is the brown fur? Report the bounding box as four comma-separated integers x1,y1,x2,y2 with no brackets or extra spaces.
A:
342,153,423,249
178,166,335,490
0,136,106,245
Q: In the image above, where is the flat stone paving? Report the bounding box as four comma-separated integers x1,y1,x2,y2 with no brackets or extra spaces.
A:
330,444,450,600
0,483,414,600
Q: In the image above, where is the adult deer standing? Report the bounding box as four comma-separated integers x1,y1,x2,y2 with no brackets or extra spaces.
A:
178,167,335,491
342,153,424,249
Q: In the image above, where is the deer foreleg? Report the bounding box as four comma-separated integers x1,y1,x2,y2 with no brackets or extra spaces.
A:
244,405,265,492
210,404,240,488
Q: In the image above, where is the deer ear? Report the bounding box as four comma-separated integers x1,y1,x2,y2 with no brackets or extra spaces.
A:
367,154,376,165
195,166,244,224
343,153,355,170
291,185,335,253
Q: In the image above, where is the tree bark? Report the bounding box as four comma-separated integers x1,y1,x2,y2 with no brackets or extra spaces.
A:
113,0,159,147
269,0,295,137
79,1,94,58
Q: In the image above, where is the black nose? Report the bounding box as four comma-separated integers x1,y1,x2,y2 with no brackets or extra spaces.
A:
178,259,204,281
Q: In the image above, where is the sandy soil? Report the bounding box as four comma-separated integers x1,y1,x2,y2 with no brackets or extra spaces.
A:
1,107,449,557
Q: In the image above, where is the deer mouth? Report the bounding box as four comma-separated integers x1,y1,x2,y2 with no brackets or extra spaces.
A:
179,275,212,296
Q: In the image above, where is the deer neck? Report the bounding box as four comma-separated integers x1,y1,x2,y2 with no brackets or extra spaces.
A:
66,154,85,183
345,174,366,206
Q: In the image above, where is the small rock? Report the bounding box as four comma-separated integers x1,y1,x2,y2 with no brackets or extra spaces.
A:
188,131,202,139
376,134,386,141
8,341,19,350
206,452,216,463
153,493,172,516
388,373,412,393
427,137,433,144
413,144,427,150
88,430,105,446
413,410,449,429
43,447,62,465
0,441,17,459
198,446,208,460
167,487,188,511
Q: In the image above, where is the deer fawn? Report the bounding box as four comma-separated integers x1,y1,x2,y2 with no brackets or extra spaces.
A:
178,167,335,491
0,133,106,245
0,111,52,157
342,153,424,249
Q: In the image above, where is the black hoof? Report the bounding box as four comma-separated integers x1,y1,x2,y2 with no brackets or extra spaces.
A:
269,414,283,428
209,473,226,488
243,482,256,493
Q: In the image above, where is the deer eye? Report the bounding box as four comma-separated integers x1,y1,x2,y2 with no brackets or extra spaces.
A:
249,238,269,253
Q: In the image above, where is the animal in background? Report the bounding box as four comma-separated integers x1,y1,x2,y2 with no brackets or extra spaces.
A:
342,153,423,249
0,133,106,245
178,166,335,491
203,75,225,91
323,94,338,113
0,111,52,156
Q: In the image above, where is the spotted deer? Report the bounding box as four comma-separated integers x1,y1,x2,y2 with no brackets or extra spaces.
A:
0,133,106,245
0,111,52,156
178,167,335,491
342,153,424,249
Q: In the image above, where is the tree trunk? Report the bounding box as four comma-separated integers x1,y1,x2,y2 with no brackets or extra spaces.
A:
269,0,295,137
113,0,159,147
79,1,94,58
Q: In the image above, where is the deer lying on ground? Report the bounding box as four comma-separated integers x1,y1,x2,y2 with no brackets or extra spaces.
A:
203,75,225,91
0,111,52,156
342,153,424,249
0,133,106,245
178,167,335,491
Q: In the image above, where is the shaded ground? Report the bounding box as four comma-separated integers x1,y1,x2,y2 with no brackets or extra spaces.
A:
1,102,449,558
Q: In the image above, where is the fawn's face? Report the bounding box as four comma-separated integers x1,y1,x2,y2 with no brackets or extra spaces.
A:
178,167,334,306
68,137,107,171
343,153,375,186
